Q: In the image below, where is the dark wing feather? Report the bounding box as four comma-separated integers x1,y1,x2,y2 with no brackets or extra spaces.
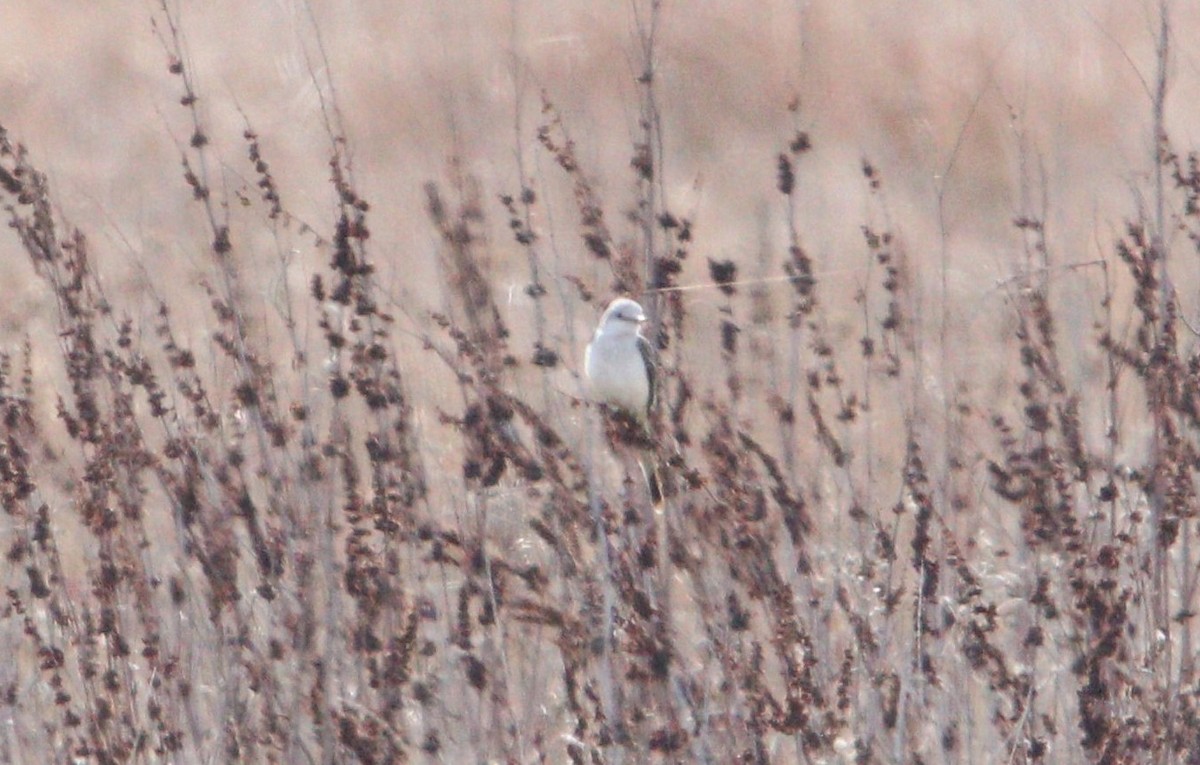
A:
637,334,657,418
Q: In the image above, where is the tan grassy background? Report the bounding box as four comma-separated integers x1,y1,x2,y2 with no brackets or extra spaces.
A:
3,1,1197,323
3,0,1198,503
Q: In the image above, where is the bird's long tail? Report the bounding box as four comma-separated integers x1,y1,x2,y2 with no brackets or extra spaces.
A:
638,456,663,507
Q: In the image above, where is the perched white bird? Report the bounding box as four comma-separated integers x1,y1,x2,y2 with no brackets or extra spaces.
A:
585,297,655,421
585,297,661,503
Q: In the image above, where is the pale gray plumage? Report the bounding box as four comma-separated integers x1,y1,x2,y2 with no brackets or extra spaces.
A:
584,297,655,420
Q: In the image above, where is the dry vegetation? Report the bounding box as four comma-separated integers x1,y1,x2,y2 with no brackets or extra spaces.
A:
3,1,1200,763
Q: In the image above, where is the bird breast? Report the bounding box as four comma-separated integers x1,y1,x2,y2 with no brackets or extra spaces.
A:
585,332,650,418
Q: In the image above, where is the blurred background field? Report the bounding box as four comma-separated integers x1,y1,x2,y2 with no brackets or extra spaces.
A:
2,1,1200,763
3,1,1198,335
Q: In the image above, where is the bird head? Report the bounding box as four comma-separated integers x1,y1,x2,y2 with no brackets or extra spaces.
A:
599,298,647,335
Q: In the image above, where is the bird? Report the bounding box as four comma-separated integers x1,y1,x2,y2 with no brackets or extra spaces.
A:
585,298,655,420
585,297,661,503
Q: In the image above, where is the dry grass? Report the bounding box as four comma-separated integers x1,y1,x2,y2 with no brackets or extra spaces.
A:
2,1,1200,763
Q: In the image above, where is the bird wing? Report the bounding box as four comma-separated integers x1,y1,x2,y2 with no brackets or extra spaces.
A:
637,333,657,418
